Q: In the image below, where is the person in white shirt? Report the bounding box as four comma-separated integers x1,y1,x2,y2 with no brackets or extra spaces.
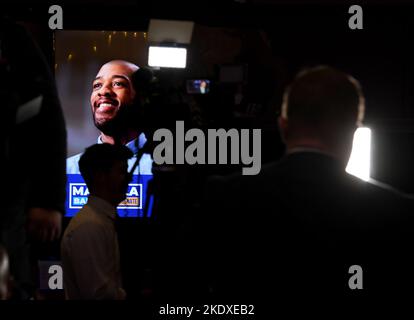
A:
61,143,133,300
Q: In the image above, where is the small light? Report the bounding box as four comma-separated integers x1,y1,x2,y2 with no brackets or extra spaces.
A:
93,46,97,52
133,32,137,38
67,53,73,61
55,63,58,69
124,31,127,37
108,34,112,45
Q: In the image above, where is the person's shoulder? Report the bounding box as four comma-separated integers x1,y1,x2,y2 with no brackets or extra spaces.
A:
67,152,81,163
342,174,414,223
134,153,153,175
348,175,408,201
66,153,81,174
365,177,414,209
366,177,408,195
61,214,107,256
64,206,105,236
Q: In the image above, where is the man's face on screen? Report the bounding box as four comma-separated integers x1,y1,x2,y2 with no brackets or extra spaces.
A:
91,61,138,135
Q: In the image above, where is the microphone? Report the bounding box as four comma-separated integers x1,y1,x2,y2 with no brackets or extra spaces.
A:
127,137,156,218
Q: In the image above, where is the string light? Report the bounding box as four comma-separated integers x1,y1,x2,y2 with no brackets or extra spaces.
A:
61,30,147,68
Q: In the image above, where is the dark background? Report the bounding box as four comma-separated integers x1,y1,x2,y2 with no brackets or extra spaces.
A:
5,0,414,193
4,0,414,303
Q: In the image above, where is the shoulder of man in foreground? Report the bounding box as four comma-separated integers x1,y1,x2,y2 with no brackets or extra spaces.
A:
62,205,107,240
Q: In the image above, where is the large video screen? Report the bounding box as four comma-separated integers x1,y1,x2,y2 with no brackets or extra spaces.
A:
55,30,153,217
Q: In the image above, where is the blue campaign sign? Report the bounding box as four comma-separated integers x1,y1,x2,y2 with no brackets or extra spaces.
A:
65,174,154,217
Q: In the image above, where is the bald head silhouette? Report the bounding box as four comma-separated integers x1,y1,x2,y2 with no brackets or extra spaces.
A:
279,66,365,165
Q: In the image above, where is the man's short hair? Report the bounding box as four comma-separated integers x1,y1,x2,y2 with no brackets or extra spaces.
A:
79,144,133,189
281,66,365,129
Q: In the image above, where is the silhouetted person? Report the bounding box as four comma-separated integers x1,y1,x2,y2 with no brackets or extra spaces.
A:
1,17,66,299
61,143,132,299
204,66,414,304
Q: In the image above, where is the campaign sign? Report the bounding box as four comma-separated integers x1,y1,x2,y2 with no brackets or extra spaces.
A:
65,174,153,217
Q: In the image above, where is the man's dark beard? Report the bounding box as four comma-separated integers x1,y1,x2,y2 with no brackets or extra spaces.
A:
93,103,142,139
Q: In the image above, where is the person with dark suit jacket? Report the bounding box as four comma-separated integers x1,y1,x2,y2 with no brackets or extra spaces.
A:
203,66,414,306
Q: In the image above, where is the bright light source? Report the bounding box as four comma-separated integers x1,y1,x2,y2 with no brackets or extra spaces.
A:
148,46,187,68
346,127,371,181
